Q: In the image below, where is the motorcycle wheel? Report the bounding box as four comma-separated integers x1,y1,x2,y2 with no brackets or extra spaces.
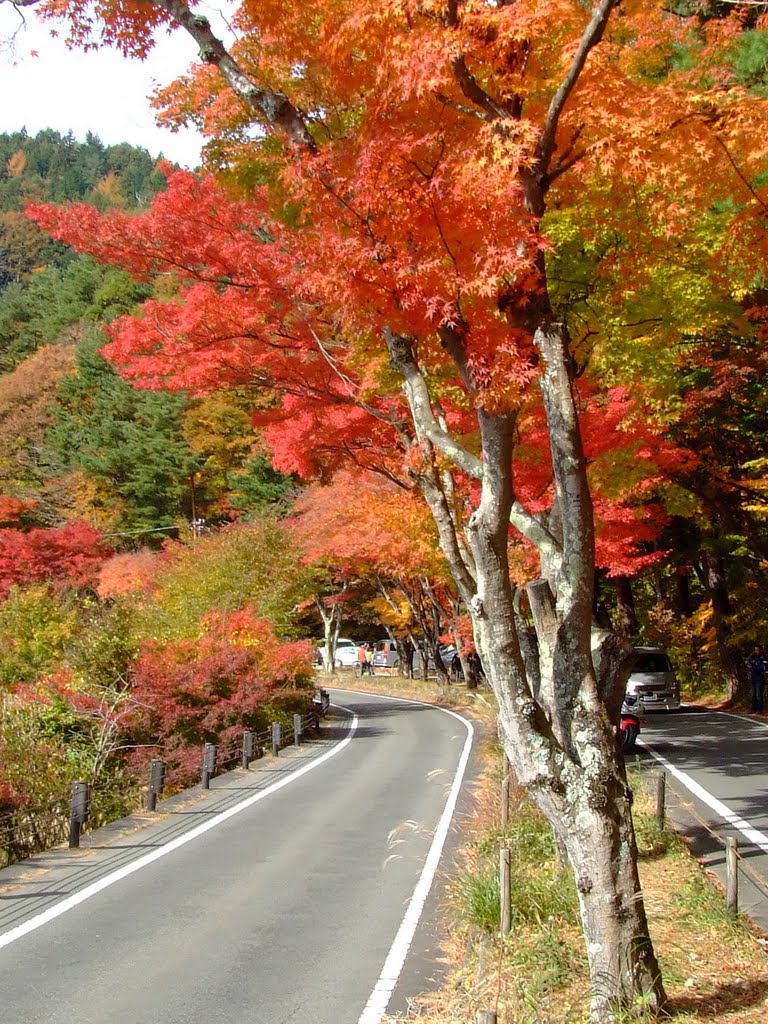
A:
622,724,639,753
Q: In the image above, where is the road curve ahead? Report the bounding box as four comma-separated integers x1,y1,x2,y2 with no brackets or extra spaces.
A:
0,688,473,1024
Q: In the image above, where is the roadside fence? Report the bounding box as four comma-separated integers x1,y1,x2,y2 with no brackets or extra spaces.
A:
1,688,331,870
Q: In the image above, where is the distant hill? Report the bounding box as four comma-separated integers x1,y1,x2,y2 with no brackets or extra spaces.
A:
0,129,170,293
0,129,290,537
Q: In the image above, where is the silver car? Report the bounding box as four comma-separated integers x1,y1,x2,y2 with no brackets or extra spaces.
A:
626,647,681,711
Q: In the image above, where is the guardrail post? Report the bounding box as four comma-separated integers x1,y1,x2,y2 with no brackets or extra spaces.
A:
726,836,738,914
147,758,166,811
242,730,254,769
201,742,218,789
68,780,90,848
293,713,302,746
271,722,282,757
655,771,666,830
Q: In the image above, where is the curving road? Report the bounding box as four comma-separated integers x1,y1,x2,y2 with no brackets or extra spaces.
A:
0,689,474,1024
638,706,768,933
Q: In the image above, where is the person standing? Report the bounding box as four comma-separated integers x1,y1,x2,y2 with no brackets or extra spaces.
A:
357,643,368,675
365,642,375,675
746,645,768,713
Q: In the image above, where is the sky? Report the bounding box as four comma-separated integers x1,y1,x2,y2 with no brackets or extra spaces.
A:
0,6,207,168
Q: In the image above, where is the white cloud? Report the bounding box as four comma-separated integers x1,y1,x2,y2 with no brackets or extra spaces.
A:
0,7,206,167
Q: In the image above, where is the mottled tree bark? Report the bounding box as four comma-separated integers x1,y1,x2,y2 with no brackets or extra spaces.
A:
388,323,665,1018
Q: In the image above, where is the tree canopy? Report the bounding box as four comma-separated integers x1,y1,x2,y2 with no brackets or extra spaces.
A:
7,0,768,1016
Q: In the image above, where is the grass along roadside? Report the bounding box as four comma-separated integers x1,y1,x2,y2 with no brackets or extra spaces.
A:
323,670,768,1022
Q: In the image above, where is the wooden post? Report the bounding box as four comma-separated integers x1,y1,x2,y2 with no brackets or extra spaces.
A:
476,1012,497,1024
499,847,511,935
726,836,738,914
501,753,511,829
655,771,666,830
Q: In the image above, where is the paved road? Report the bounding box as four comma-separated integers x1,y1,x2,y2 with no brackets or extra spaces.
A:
0,689,474,1024
638,706,768,933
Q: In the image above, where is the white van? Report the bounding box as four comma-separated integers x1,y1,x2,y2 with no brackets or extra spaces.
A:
626,647,681,711
316,637,359,668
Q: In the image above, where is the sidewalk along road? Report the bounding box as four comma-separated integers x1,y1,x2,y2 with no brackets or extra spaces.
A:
0,689,474,1024
638,706,768,936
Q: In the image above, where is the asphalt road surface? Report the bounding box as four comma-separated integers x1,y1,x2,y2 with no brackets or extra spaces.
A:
638,705,768,933
0,689,474,1024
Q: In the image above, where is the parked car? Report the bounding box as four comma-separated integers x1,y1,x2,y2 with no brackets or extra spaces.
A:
316,637,360,668
372,639,430,672
372,638,399,669
625,647,681,711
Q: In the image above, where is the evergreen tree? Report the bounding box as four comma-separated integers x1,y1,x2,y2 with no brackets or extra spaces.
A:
48,332,201,534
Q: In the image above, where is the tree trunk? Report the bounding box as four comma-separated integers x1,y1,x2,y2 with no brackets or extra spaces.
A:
387,323,666,1020
674,565,693,619
316,596,342,673
614,575,637,638
701,547,744,702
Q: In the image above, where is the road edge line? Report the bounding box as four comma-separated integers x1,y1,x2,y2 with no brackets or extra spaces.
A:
0,717,358,950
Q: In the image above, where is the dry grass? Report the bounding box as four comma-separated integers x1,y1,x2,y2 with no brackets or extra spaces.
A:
327,670,768,1023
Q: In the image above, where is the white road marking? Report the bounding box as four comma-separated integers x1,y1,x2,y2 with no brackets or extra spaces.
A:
641,741,768,855
2,687,475,1024
0,715,357,950
355,696,474,1024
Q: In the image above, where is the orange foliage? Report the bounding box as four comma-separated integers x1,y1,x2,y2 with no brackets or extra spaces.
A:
97,548,162,598
292,470,448,581
26,1,768,579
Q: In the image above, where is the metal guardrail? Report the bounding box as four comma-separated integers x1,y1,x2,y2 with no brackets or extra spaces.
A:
0,689,331,869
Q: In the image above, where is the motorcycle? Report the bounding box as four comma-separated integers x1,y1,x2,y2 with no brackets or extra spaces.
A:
620,693,643,752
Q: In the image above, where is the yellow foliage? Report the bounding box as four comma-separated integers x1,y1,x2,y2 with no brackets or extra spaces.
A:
91,172,126,207
6,150,26,177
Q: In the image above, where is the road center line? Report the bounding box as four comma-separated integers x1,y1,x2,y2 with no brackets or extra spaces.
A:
0,716,357,951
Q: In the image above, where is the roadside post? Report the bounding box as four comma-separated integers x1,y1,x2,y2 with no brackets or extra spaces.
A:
68,781,90,848
201,742,218,789
655,771,666,831
242,730,255,769
147,758,166,811
726,836,739,914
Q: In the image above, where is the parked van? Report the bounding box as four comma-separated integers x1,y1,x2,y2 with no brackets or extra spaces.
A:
372,639,427,672
625,647,681,711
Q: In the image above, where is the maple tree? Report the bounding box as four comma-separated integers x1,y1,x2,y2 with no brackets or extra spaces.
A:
0,340,76,509
292,471,460,681
0,521,112,599
130,517,312,642
127,606,314,788
14,0,768,1014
